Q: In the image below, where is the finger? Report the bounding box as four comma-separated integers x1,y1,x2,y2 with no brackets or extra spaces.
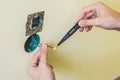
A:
75,9,92,24
84,11,94,32
78,18,97,27
79,27,84,32
85,26,90,32
39,44,48,64
82,11,96,32
84,10,96,19
75,3,98,24
84,26,93,32
78,10,96,32
30,48,41,67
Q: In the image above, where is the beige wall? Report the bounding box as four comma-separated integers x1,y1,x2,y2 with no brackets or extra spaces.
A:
0,0,120,80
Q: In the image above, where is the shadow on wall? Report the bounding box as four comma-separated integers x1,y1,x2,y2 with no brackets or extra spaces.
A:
48,48,72,72
46,42,85,75
47,48,87,79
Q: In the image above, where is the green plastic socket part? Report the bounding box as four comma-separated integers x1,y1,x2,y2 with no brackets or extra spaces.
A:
24,34,40,53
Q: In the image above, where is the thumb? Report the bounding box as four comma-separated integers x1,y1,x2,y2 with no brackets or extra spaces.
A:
39,44,48,64
78,18,97,27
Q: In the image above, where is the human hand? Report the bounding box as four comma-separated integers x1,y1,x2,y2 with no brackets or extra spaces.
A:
76,2,120,32
28,44,55,80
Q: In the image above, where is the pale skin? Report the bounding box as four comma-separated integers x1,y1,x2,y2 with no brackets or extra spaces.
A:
28,2,120,80
28,44,55,80
76,2,120,32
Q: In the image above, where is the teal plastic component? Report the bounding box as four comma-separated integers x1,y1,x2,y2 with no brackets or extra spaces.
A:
24,34,40,53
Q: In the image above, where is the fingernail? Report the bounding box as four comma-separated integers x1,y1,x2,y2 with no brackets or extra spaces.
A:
42,44,47,49
79,21,84,26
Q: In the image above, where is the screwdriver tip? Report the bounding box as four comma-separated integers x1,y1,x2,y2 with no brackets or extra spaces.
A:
53,47,57,50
